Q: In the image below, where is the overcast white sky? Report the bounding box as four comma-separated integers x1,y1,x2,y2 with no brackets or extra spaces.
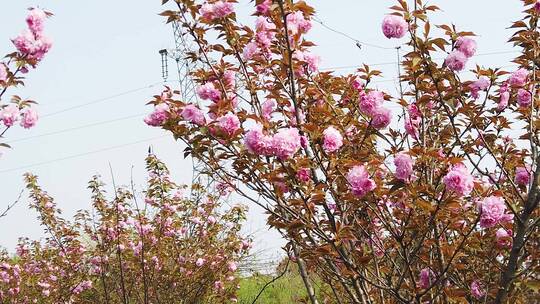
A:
0,1,522,260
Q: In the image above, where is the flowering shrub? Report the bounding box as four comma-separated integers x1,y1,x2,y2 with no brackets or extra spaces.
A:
0,155,248,303
147,0,540,302
0,8,52,148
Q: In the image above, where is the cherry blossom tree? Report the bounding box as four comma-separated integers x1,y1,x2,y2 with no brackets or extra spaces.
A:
0,8,52,149
146,0,540,302
0,154,248,303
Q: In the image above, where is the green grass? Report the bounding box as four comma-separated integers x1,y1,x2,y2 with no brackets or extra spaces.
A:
238,273,326,304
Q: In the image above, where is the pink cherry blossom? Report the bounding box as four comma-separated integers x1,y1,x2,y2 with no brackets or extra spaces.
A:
408,103,422,120
469,76,490,99
394,153,414,182
381,15,408,39
443,163,474,197
196,82,221,102
509,68,528,87
200,1,234,21
20,107,39,129
73,280,92,295
296,167,311,182
213,1,234,18
0,104,20,127
371,107,392,129
322,126,343,153
214,280,224,290
181,104,206,126
478,196,513,228
359,90,384,116
242,41,259,60
271,128,301,159
26,8,47,36
498,91,509,111
515,166,531,186
207,216,217,225
262,99,276,120
445,51,467,71
347,165,376,197
455,37,477,58
470,280,485,299
244,124,272,155
255,16,276,32
418,268,434,289
302,51,320,73
405,116,420,139
12,29,53,62
0,64,7,83
217,112,240,136
144,103,169,127
286,11,312,36
352,77,363,91
256,0,272,15
517,88,532,107
496,228,512,248
195,258,205,267
228,261,237,272
223,70,236,88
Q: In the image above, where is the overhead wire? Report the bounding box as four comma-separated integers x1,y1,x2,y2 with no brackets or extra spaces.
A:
320,50,521,71
7,113,145,144
312,15,396,50
40,81,168,118
0,135,169,174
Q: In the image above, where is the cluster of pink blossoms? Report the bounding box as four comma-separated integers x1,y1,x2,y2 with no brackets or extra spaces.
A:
293,50,320,75
498,83,510,111
514,166,531,186
322,126,343,153
347,165,376,198
358,90,392,129
216,112,240,136
296,167,311,182
381,15,408,39
269,127,302,159
244,125,302,160
496,228,512,248
144,103,169,126
443,163,474,197
12,8,52,64
0,104,38,129
445,37,476,71
181,104,206,126
196,82,221,102
404,103,423,139
200,1,234,21
499,68,532,109
244,124,272,155
477,196,513,229
261,99,277,120
256,0,272,15
469,76,490,99
394,153,415,182
243,15,277,60
470,280,485,299
418,268,434,289
286,11,312,37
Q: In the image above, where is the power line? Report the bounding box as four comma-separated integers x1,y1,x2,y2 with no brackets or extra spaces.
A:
320,50,520,71
313,15,396,50
40,81,166,118
0,135,169,174
7,113,145,144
